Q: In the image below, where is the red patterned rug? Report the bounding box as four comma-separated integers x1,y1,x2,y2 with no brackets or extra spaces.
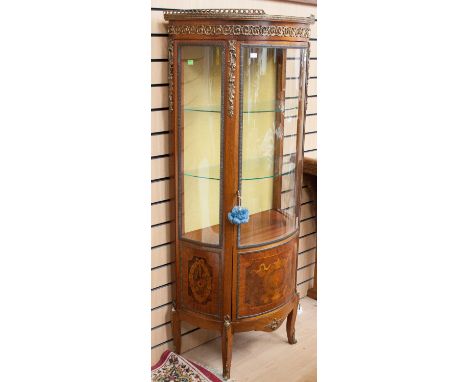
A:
151,350,223,382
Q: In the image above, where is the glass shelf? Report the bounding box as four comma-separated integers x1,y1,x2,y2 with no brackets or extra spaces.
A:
184,170,220,180
184,105,298,114
184,158,295,181
244,106,298,114
184,106,221,113
242,157,295,181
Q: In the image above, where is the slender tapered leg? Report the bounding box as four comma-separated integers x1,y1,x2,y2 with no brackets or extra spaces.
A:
286,294,299,344
222,315,233,379
171,307,181,354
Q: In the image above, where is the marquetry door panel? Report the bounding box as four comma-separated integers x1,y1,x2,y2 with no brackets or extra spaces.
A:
180,243,223,318
236,239,297,318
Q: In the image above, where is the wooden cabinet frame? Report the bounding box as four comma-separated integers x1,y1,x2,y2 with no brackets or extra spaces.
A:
165,9,315,379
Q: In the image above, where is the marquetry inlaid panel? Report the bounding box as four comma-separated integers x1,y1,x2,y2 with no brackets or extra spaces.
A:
181,244,222,318
237,239,297,318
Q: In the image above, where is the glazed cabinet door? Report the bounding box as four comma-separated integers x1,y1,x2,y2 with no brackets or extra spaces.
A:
176,42,226,319
237,44,307,248
178,43,225,246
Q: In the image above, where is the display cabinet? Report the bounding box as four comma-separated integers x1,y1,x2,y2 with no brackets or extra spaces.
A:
164,9,315,379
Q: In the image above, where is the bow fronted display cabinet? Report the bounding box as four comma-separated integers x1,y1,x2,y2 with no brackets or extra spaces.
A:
164,9,315,379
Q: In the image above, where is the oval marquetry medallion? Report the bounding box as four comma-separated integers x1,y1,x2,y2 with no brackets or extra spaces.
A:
188,257,212,304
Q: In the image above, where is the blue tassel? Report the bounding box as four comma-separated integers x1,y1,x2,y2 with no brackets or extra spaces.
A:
228,206,249,225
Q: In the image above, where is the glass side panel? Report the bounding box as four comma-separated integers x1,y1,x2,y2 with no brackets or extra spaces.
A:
179,45,223,245
239,46,306,247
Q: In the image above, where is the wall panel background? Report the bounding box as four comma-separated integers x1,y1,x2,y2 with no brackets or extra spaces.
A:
151,1,317,364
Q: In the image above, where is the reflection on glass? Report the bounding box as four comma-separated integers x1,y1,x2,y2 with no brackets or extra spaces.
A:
239,46,306,246
180,45,222,245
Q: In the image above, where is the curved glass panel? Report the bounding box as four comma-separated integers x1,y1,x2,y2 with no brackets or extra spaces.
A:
179,45,223,245
239,46,306,247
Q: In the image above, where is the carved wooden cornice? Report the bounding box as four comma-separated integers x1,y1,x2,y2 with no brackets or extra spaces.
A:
167,24,311,38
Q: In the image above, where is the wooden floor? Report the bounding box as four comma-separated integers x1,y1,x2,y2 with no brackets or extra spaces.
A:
183,297,317,382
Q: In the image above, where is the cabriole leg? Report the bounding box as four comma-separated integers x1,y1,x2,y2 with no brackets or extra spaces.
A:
286,294,299,344
222,315,233,379
171,306,181,354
